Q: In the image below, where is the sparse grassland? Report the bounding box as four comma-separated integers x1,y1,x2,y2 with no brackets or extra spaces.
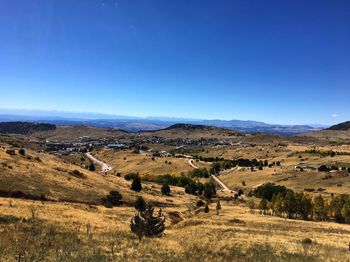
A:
0,198,349,261
94,149,211,177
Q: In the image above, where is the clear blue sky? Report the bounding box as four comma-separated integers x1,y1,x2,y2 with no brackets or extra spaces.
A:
0,0,349,125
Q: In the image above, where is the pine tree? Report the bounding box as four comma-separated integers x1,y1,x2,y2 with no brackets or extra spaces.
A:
161,183,171,195
130,203,165,241
135,196,146,212
216,200,221,215
131,175,142,192
88,162,96,171
104,190,122,207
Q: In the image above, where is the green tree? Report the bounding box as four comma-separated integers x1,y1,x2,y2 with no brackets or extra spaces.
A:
131,175,142,192
258,199,268,214
341,202,350,224
204,204,209,213
161,183,171,195
130,203,165,241
210,162,221,174
103,190,122,207
313,195,327,221
248,199,255,213
216,200,221,215
18,148,25,156
135,196,146,212
88,162,96,171
284,191,297,218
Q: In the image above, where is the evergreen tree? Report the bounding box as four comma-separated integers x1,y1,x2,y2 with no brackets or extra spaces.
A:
216,200,221,215
204,204,209,213
18,148,25,156
103,190,122,207
161,183,171,195
131,175,142,192
131,203,165,241
135,196,146,212
88,162,96,171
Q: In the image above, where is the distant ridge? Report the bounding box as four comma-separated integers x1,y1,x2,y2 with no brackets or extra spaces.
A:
164,123,220,131
0,121,56,135
327,121,350,131
0,109,324,135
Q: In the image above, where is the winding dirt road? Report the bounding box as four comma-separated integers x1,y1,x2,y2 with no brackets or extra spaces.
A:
187,159,199,169
85,152,112,172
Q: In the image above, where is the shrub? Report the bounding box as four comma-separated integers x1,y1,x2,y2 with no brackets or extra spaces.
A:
88,163,96,171
204,205,209,213
69,170,86,179
18,148,25,156
5,149,16,155
318,165,330,172
124,172,138,181
161,184,171,195
301,238,312,245
131,175,142,192
196,200,205,207
103,190,122,207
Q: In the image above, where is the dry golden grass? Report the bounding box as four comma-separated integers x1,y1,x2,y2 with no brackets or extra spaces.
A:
31,125,126,141
0,147,197,206
95,149,211,177
1,197,349,261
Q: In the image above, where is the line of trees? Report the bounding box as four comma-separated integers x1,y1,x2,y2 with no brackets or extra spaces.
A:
254,183,350,224
318,165,350,172
300,149,350,157
210,158,278,174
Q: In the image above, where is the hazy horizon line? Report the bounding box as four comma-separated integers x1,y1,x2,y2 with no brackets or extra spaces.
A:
0,107,331,127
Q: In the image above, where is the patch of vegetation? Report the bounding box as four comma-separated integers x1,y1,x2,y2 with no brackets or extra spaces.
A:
102,190,123,207
161,183,171,195
188,168,209,178
131,175,142,192
0,190,47,201
0,121,56,135
124,172,139,181
69,170,86,179
254,183,290,201
130,200,165,241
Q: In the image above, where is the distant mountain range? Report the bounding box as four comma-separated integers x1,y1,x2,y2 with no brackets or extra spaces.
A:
0,108,327,135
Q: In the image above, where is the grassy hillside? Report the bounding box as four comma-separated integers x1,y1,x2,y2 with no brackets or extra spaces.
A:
94,149,211,177
0,146,194,206
141,123,242,139
0,198,348,261
31,125,127,141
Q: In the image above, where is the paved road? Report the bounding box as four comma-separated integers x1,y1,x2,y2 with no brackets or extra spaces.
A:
85,152,113,172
